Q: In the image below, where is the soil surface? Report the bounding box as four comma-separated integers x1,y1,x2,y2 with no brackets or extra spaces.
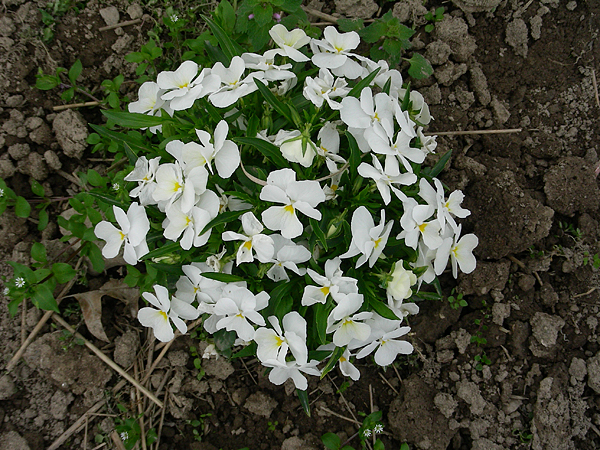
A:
1,0,600,449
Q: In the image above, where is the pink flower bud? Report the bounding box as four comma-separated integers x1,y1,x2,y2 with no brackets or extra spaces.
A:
273,12,281,22
248,13,254,19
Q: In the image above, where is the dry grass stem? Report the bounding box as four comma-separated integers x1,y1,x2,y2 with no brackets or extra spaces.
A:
573,287,597,298
319,406,361,425
241,358,257,385
91,443,107,450
301,6,338,23
110,430,128,450
53,101,101,111
592,69,600,108
20,299,26,345
425,128,522,136
99,18,142,32
134,362,148,450
154,390,169,450
52,314,164,408
142,340,174,384
378,372,399,394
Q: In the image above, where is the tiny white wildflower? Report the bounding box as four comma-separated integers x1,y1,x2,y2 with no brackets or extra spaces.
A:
120,431,129,442
3,287,9,296
0,188,4,197
373,424,384,434
112,183,120,191
363,429,372,438
170,14,179,22
15,277,25,288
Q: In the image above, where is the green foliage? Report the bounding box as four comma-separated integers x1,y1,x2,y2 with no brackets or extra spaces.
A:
424,7,445,33
321,411,386,449
447,288,467,310
338,11,432,79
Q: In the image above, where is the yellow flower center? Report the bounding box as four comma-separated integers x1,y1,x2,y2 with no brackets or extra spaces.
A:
320,286,330,297
275,336,285,346
159,311,168,321
284,204,295,214
243,240,253,251
418,223,427,233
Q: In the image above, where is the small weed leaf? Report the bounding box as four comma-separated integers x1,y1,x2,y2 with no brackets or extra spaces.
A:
321,432,341,450
407,53,434,80
68,59,83,85
14,196,31,218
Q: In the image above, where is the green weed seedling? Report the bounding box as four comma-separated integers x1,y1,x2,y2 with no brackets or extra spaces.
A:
186,414,212,442
447,288,467,310
424,7,445,33
322,411,387,450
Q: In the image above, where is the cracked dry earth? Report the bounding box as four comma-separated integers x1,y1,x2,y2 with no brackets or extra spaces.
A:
1,0,600,449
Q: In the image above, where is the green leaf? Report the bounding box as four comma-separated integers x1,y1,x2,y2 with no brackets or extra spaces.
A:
231,341,257,359
14,196,31,218
309,217,328,252
198,209,247,236
87,192,129,210
38,208,49,231
125,52,146,63
338,18,363,32
297,389,311,417
68,59,83,85
383,38,405,57
200,272,246,283
215,0,236,33
36,75,59,90
359,20,387,43
347,67,380,98
407,53,433,80
31,283,59,312
321,432,341,450
346,132,361,175
427,149,452,178
31,242,47,263
270,282,294,319
320,346,345,379
86,169,105,187
141,241,181,261
314,302,328,346
373,439,385,450
369,298,401,321
253,3,273,27
201,14,244,65
30,179,46,197
85,242,105,272
101,110,165,128
89,124,153,159
52,263,77,284
253,78,295,125
415,291,441,301
234,136,289,168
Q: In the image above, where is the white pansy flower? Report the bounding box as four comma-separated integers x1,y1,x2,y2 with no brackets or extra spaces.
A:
269,24,311,62
340,206,393,268
213,285,269,342
260,169,325,239
128,81,171,117
182,120,240,179
138,285,200,342
157,61,219,111
311,26,363,79
326,293,372,347
222,212,275,265
125,156,161,206
434,225,478,278
242,49,295,81
417,126,437,154
254,312,308,364
152,162,208,213
386,262,417,303
209,56,264,108
301,257,358,306
341,88,394,142
397,197,443,250
261,358,321,390
357,154,416,205
266,234,311,282
94,203,150,265
175,264,225,304
355,325,413,367
418,178,470,233
303,68,350,110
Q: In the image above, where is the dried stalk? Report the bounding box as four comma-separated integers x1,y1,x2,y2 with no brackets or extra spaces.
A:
51,314,163,408
99,18,142,32
425,128,522,136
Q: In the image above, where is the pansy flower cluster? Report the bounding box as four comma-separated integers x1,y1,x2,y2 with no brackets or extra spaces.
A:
95,24,478,390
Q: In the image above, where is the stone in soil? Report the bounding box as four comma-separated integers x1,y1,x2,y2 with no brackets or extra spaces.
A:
243,391,278,418
52,110,89,159
531,376,571,450
334,0,378,19
0,430,31,450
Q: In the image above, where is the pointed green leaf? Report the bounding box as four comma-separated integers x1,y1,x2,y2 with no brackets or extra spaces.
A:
31,242,47,263
321,432,341,450
14,196,31,218
101,110,165,128
369,298,401,321
347,67,380,98
320,346,345,379
253,78,295,125
199,209,247,236
234,136,289,168
201,14,244,64
199,272,246,283
309,217,328,252
426,149,452,178
31,283,59,312
68,59,83,85
297,389,311,417
52,263,77,284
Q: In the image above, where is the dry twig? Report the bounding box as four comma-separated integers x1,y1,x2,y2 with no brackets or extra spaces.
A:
53,101,101,111
99,18,142,32
425,128,522,136
52,314,163,408
592,69,600,108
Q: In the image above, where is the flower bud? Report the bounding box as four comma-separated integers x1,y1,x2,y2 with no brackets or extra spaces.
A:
386,262,417,301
